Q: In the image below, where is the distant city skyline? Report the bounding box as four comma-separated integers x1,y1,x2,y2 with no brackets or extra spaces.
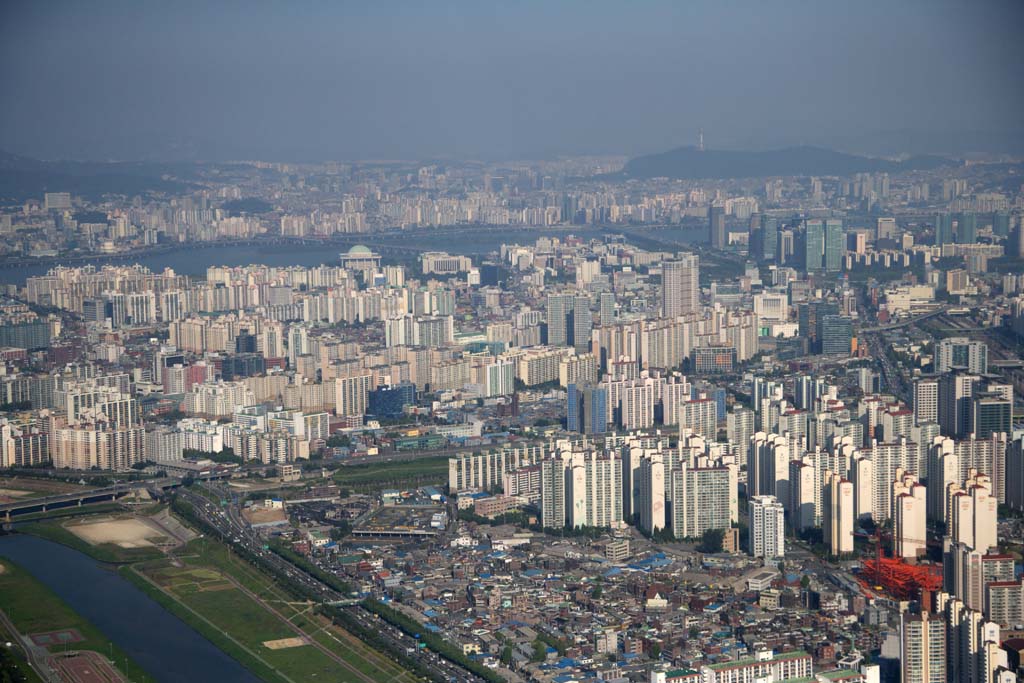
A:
1,0,1023,162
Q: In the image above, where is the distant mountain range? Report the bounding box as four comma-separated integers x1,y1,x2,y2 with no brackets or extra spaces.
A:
0,151,196,203
620,145,956,180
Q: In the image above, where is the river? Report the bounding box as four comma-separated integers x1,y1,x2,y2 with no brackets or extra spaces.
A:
0,534,261,683
0,225,704,284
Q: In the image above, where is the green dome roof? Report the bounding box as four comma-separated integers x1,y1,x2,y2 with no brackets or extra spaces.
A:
347,245,372,255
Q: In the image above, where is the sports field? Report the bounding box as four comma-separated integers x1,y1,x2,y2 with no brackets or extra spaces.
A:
0,558,151,682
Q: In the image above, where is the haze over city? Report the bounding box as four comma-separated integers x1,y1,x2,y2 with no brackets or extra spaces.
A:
2,3,1024,683
2,0,1024,162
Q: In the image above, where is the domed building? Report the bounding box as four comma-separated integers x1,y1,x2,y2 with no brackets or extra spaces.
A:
339,244,381,271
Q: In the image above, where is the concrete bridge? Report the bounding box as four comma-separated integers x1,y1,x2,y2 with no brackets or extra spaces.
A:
0,478,183,520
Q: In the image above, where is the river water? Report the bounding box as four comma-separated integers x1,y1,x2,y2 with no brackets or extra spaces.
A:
0,225,704,284
0,534,260,683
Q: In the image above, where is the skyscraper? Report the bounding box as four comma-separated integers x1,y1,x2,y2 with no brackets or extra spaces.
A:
935,213,954,246
546,293,573,347
799,219,824,272
956,212,978,244
662,254,699,317
708,204,726,249
572,295,592,352
759,215,778,262
823,218,844,272
992,210,1010,238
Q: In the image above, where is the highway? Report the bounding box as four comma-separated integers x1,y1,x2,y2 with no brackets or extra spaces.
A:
858,306,950,333
178,484,485,683
0,478,182,519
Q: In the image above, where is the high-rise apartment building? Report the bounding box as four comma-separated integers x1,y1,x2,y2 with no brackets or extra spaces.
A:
662,255,699,317
900,610,946,683
748,494,785,559
937,338,988,374
914,379,940,425
823,470,854,556
893,470,927,559
670,463,737,540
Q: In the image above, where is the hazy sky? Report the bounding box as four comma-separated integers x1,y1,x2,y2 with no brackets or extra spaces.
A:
1,0,1022,162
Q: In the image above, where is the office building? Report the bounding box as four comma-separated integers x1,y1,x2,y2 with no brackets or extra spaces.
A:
939,373,979,438
758,215,778,261
367,382,416,418
748,495,785,559
969,392,1011,440
824,218,844,272
957,212,978,244
819,315,853,355
708,204,726,250
935,213,954,246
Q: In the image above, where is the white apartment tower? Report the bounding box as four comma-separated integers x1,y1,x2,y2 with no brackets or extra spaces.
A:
748,495,785,559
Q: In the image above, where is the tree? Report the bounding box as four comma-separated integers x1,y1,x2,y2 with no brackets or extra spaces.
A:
800,575,811,589
500,645,513,666
696,528,724,553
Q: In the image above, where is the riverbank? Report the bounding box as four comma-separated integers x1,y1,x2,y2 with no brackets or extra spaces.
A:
0,554,151,682
0,225,706,284
0,534,263,683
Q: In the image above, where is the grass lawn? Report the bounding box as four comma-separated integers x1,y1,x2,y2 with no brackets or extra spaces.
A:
333,455,449,487
131,538,417,683
17,519,163,565
0,558,154,682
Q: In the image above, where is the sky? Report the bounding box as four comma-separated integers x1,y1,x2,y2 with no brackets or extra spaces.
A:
1,0,1022,162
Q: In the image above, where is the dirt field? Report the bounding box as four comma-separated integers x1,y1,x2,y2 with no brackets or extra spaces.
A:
242,507,288,525
66,519,162,548
262,636,308,650
0,488,32,503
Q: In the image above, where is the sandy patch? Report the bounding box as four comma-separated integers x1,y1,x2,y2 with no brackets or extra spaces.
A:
0,488,31,497
262,637,308,650
243,507,288,525
67,519,160,548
